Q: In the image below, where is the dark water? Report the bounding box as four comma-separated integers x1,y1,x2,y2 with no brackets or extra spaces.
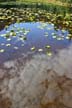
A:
0,22,71,63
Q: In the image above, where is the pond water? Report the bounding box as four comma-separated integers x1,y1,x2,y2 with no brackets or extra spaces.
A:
0,7,72,64
0,22,72,64
0,6,72,108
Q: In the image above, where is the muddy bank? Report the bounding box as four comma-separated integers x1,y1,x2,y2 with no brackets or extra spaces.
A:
0,44,72,108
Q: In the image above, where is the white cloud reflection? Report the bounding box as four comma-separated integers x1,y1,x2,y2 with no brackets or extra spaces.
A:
0,44,72,108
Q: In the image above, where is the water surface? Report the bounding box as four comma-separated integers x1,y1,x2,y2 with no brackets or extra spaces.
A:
0,22,71,63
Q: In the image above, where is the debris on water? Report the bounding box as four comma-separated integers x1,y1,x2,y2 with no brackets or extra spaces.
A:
44,32,49,37
45,45,51,49
7,38,11,41
6,44,11,47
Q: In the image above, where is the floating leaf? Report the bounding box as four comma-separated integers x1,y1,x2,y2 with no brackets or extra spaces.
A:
5,33,10,38
62,29,66,33
31,47,35,51
6,44,11,47
66,36,69,40
46,52,52,56
45,45,51,48
44,34,48,37
52,33,56,35
38,49,43,52
57,37,62,40
0,49,5,53
52,35,57,39
10,30,14,32
14,46,18,50
23,36,27,40
47,27,52,30
7,38,11,41
1,34,6,37
51,23,54,26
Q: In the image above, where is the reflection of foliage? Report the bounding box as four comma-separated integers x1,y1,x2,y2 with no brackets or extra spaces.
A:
0,8,71,35
0,2,71,38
